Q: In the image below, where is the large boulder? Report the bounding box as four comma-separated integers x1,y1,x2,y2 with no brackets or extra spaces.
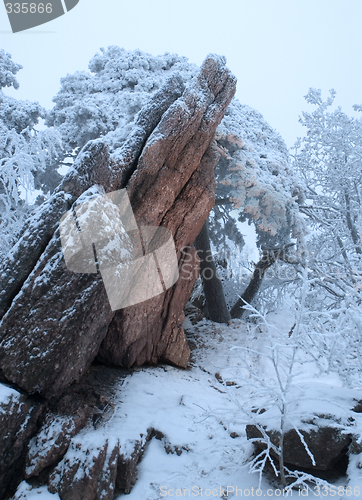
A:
0,55,236,398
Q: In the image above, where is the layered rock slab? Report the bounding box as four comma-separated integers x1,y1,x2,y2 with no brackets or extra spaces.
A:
0,73,185,325
98,56,236,368
0,55,236,398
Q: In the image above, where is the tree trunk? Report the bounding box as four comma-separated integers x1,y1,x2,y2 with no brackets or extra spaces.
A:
194,219,289,323
344,190,361,255
230,249,278,319
194,221,231,323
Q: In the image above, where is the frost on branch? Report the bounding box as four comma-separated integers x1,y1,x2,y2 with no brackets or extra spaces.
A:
292,88,362,310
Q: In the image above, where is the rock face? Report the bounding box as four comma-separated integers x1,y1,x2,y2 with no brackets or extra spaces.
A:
0,388,44,499
24,365,124,482
0,55,236,399
98,56,236,369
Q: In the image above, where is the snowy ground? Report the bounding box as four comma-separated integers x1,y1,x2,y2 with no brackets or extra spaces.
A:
12,307,362,499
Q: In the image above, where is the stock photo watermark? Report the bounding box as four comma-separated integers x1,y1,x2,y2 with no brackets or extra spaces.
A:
59,188,179,311
3,0,79,32
159,485,360,497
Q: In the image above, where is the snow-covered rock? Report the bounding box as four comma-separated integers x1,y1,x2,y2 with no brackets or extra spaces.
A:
0,55,236,398
0,385,43,498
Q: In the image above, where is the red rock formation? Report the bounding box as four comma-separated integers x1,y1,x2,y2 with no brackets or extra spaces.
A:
98,56,236,369
0,55,236,398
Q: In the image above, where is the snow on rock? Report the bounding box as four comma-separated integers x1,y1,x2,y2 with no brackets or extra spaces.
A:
97,55,236,369
12,483,60,500
0,380,17,406
8,307,361,499
26,414,84,479
0,55,235,398
0,191,72,321
48,432,120,500
0,225,114,397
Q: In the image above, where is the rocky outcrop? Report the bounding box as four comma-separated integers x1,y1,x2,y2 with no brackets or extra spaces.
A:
24,365,124,483
11,365,149,500
0,54,236,499
98,57,236,368
48,438,120,500
0,55,236,399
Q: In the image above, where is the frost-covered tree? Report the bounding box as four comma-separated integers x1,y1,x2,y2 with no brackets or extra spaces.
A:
196,102,305,322
215,101,304,248
46,46,198,152
285,90,362,389
0,50,62,257
0,49,21,91
292,89,362,309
